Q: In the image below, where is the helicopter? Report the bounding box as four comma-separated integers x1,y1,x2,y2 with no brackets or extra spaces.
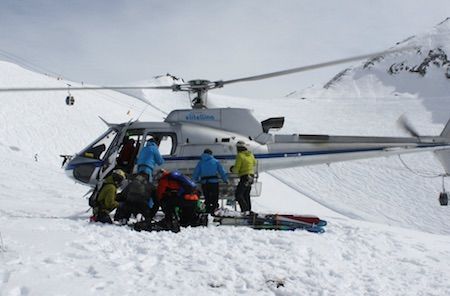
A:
2,47,450,203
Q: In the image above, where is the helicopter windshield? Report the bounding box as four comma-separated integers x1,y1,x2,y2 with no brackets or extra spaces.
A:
80,128,119,160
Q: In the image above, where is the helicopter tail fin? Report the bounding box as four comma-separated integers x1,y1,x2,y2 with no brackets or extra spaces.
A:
435,149,450,175
440,118,450,138
434,118,450,174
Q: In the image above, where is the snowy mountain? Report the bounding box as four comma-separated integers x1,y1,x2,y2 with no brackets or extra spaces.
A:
1,21,450,295
311,18,450,125
264,18,450,235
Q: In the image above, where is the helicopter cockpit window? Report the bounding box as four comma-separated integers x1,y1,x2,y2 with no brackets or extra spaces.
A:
82,129,118,160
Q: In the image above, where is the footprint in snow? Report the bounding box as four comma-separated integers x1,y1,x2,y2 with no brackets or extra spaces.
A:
8,286,30,296
2,270,11,284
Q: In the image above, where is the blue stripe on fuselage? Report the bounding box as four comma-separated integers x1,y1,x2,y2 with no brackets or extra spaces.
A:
161,144,442,161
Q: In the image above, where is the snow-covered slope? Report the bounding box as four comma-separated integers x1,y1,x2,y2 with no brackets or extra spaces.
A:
1,152,450,295
218,18,450,235
2,21,450,295
0,62,144,165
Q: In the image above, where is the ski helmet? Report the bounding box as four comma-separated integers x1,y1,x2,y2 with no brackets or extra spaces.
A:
112,169,126,181
236,140,247,151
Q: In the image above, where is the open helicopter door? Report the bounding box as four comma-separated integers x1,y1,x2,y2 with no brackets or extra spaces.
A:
70,121,134,186
96,121,137,181
70,128,120,185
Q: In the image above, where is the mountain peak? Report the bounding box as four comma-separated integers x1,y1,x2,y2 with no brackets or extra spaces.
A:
319,18,450,100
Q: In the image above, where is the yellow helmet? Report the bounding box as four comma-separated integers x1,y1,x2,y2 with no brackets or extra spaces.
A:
112,169,126,180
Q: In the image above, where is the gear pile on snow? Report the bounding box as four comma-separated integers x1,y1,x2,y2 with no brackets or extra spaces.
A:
212,210,327,233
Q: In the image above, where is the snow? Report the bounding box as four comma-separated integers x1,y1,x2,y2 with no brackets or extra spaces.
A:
2,22,450,295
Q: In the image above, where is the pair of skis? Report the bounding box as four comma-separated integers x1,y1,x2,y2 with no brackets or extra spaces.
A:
212,211,327,233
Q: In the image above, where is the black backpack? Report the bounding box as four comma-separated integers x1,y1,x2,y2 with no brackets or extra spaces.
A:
125,175,152,203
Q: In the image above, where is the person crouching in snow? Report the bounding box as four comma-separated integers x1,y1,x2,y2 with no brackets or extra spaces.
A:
92,169,126,224
192,148,228,214
156,170,200,228
114,172,156,224
134,170,201,232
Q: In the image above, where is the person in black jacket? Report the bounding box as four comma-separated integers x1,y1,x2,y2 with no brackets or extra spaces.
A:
114,172,156,224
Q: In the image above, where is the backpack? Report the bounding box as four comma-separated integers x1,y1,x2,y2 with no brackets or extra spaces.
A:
125,175,152,203
169,171,196,194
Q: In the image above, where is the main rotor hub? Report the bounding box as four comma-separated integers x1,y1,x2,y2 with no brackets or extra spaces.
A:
186,80,212,109
188,79,211,89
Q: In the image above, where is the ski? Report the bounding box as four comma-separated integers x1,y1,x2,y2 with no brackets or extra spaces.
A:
212,211,327,233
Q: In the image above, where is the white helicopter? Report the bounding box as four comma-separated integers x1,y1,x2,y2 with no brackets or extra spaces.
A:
2,47,450,203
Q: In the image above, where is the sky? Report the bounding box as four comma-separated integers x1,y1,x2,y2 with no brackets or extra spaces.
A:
1,0,450,99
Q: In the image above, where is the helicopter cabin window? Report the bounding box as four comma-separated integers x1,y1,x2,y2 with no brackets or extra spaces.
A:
144,133,176,156
82,129,118,160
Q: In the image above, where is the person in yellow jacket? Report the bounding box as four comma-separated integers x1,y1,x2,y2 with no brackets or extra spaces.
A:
93,169,126,224
231,141,257,213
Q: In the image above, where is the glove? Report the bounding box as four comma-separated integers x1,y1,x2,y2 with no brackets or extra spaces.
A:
229,166,234,173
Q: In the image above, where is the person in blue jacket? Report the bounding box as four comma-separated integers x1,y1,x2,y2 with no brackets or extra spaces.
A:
192,149,228,214
136,136,164,182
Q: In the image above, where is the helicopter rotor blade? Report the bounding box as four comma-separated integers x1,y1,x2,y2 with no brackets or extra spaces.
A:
217,47,414,87
0,45,415,108
0,85,175,92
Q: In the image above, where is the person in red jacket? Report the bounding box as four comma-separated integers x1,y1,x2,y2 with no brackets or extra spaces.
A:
134,170,200,232
155,170,199,228
117,137,137,173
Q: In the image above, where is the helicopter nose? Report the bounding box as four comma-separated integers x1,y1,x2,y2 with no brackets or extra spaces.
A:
64,165,76,181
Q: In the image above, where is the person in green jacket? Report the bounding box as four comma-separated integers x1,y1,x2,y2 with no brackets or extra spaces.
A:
231,141,257,213
93,169,126,224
